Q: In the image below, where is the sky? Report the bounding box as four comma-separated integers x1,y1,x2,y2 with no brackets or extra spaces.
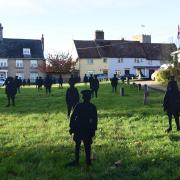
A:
0,0,180,55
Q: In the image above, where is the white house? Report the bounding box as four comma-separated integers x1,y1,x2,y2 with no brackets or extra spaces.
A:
171,49,180,62
73,31,177,80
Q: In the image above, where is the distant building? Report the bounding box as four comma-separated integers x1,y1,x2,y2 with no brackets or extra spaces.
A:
171,49,180,63
0,23,45,82
132,34,151,43
73,30,177,80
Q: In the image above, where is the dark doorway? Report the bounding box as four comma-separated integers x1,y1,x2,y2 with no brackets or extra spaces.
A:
149,69,155,79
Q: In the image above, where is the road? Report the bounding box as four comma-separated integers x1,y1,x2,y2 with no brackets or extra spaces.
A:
133,80,166,92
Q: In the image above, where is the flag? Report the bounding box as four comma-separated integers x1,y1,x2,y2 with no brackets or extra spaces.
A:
177,25,180,40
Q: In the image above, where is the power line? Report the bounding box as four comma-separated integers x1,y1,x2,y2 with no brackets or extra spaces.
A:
76,41,138,50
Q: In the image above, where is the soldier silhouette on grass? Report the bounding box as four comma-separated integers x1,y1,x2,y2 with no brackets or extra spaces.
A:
5,77,17,107
58,75,63,88
37,77,43,91
163,76,180,132
44,75,53,95
83,74,89,85
110,74,118,93
91,75,99,98
67,90,98,166
66,81,80,118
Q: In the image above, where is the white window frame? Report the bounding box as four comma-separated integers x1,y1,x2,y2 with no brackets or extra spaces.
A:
0,59,8,67
16,72,24,79
118,58,123,63
16,60,23,68
30,72,38,82
23,48,31,56
87,70,94,75
148,60,152,65
103,58,107,63
134,58,140,63
87,59,93,64
30,60,38,68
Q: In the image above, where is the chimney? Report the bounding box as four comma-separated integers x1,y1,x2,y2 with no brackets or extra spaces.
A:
0,23,3,41
95,30,104,40
41,34,44,52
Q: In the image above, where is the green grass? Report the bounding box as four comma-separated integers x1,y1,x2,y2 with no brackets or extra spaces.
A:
0,82,179,180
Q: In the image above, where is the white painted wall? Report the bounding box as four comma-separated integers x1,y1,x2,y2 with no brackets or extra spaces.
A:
108,58,161,78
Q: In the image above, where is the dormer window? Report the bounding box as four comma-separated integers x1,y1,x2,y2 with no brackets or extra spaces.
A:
23,48,31,57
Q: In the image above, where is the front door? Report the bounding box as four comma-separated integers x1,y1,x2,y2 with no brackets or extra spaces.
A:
149,69,155,79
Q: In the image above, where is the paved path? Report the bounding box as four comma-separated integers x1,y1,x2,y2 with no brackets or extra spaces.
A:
133,80,166,92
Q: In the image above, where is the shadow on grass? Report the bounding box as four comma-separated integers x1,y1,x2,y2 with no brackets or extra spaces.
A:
169,134,180,142
0,142,179,179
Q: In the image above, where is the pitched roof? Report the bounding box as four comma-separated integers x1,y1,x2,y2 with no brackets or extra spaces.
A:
74,40,177,60
0,38,44,59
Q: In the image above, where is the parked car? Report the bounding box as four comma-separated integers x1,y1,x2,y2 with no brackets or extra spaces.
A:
120,74,136,80
0,79,5,86
95,74,108,81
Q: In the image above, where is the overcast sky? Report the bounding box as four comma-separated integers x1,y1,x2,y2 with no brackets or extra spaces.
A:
0,0,180,55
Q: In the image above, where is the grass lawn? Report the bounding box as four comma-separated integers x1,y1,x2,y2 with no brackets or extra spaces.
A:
0,82,179,179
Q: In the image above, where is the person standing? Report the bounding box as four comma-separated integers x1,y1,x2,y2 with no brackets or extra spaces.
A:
69,74,75,85
68,90,98,166
14,76,21,93
44,75,53,95
58,75,63,88
163,78,180,132
35,77,39,88
5,77,17,107
27,78,31,86
66,81,80,118
89,74,93,91
37,77,43,91
91,75,99,98
83,74,89,85
110,74,118,93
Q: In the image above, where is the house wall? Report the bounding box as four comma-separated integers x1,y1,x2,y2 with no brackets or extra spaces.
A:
79,58,108,80
108,58,161,78
7,59,45,79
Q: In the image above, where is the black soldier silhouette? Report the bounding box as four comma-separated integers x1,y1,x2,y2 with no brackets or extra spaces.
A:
5,77,17,107
89,74,93,90
83,74,89,85
91,75,99,98
110,74,118,92
22,79,26,86
27,78,30,86
163,76,180,132
66,81,80,118
37,77,43,91
58,75,63,88
14,76,22,93
69,74,75,85
68,90,98,166
35,77,39,88
44,75,53,94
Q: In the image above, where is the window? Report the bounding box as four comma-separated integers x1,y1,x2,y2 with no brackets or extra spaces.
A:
23,48,31,56
118,58,123,63
16,73,24,79
30,73,38,82
103,58,107,63
148,60,152,65
87,59,93,64
16,60,23,68
87,70,94,75
134,58,140,63
0,59,8,67
31,60,38,68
